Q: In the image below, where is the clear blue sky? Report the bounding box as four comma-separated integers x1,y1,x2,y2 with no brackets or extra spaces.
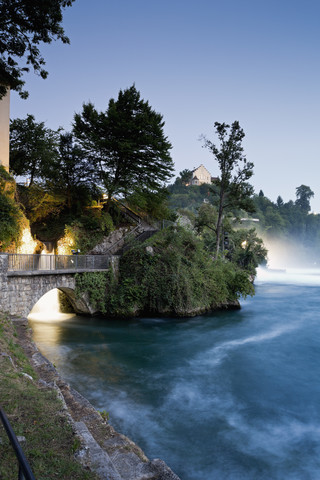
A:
10,0,320,211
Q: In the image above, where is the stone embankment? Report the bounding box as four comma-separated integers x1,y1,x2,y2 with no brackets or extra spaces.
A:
88,222,158,256
14,317,181,480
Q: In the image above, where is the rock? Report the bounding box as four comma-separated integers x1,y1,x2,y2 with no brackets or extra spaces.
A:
88,227,133,255
175,214,193,230
146,246,154,255
74,421,122,480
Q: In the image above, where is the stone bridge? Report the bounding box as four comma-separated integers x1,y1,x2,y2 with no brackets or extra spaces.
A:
0,254,114,317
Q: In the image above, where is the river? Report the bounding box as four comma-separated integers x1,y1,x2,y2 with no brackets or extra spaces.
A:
28,268,320,479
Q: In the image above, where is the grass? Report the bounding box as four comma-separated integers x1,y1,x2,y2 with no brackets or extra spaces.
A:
0,314,99,480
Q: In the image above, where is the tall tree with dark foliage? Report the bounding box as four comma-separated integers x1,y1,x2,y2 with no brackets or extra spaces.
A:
0,0,74,98
73,85,174,211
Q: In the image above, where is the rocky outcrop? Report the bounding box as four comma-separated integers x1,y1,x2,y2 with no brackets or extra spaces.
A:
88,227,135,255
88,222,158,256
124,299,241,318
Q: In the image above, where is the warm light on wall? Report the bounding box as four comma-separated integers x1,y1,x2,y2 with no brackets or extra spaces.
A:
57,232,75,255
17,227,38,254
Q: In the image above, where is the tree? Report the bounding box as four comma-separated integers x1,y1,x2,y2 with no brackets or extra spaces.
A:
276,195,284,208
295,185,314,214
10,115,59,186
73,85,174,211
0,0,74,99
229,228,267,274
50,133,96,209
176,169,192,186
126,188,175,221
202,121,255,254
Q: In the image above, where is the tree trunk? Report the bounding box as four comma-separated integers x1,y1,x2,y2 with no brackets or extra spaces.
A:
215,190,225,256
105,195,112,213
67,189,71,210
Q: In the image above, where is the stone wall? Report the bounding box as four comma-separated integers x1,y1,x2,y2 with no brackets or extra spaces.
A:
0,255,93,317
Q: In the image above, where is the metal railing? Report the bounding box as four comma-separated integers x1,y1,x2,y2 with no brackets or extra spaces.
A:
104,224,141,254
7,254,110,272
0,407,36,480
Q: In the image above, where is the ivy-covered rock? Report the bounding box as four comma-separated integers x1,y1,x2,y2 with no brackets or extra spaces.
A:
76,226,255,317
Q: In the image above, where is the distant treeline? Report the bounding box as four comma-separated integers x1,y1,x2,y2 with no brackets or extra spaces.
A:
168,179,320,264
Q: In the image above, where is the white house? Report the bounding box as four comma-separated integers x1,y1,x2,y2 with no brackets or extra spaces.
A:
189,164,213,185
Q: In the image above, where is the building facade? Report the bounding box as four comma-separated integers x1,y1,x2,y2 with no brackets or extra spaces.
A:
190,164,213,185
0,87,10,171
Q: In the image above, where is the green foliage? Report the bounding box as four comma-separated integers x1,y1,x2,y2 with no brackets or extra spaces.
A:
253,189,314,240
168,183,214,212
202,121,255,254
126,188,175,221
98,410,110,422
17,184,65,223
73,85,174,210
0,314,98,479
252,188,320,263
0,164,12,184
174,169,192,186
48,133,98,210
0,0,74,99
195,203,217,233
227,228,268,274
0,172,23,251
105,227,254,317
295,185,314,213
10,115,60,186
75,272,109,313
64,212,114,253
194,201,267,272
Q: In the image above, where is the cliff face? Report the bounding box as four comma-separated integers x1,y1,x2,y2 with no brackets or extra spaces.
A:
88,226,133,255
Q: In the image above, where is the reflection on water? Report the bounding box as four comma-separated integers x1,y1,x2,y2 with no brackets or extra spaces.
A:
29,270,320,480
28,288,75,345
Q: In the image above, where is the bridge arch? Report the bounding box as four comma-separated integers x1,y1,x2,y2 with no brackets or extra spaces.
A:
0,254,110,318
28,286,94,320
3,272,97,318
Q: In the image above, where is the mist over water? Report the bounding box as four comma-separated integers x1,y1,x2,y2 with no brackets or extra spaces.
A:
29,266,320,479
261,236,320,269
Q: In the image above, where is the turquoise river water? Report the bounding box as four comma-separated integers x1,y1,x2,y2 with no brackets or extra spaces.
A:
29,268,320,479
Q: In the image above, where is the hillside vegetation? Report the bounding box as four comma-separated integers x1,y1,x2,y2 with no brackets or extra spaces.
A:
76,226,257,317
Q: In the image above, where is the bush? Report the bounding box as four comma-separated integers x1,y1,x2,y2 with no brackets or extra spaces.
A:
104,226,254,316
58,212,115,254
0,192,23,251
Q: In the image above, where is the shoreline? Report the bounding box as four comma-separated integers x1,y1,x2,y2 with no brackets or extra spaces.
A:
13,316,181,480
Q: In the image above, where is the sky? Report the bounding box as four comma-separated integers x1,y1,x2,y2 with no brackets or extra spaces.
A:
9,0,320,211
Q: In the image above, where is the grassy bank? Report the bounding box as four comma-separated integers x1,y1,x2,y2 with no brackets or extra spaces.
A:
0,313,98,480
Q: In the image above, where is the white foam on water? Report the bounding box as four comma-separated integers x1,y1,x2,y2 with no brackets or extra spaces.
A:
190,322,299,370
90,387,165,454
225,407,320,463
256,267,320,286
